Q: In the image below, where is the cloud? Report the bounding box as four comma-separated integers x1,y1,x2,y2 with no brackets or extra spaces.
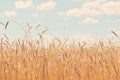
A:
64,0,103,17
66,8,102,17
15,0,32,9
4,11,16,17
62,0,120,17
100,1,120,15
36,1,56,11
31,13,39,17
83,0,120,15
83,17,98,24
83,1,100,8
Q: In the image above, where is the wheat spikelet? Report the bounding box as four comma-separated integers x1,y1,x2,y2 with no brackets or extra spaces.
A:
35,24,41,29
0,22,4,26
3,33,9,40
5,21,9,29
111,31,118,37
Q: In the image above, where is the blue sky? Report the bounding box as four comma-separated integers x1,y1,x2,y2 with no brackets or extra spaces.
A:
0,0,120,41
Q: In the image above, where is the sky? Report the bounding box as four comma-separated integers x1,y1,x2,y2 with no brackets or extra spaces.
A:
0,0,120,42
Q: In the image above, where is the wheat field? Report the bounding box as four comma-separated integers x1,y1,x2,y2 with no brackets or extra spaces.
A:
0,23,120,80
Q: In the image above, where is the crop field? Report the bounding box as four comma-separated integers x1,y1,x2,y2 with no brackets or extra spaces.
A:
1,0,120,80
0,22,120,80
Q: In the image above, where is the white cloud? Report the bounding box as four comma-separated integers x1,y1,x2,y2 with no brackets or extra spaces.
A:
36,1,56,11
62,0,120,17
66,8,82,17
83,1,100,8
83,0,120,15
66,8,102,17
15,0,32,9
31,13,39,17
4,11,16,17
83,17,98,24
96,0,107,2
100,1,120,15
